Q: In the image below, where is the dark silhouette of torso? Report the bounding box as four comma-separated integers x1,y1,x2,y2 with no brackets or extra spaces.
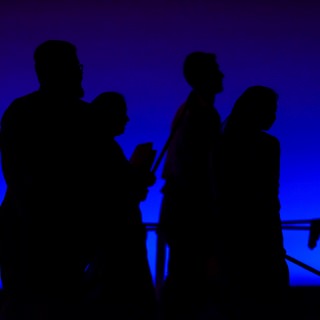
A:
158,91,224,320
0,90,92,299
221,129,285,263
161,90,222,269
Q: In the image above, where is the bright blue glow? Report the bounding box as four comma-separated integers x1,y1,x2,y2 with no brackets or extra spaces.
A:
2,0,320,287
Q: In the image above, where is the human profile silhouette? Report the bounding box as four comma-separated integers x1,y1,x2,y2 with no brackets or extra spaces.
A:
0,39,92,320
86,91,157,320
220,85,290,320
156,51,225,320
34,39,84,98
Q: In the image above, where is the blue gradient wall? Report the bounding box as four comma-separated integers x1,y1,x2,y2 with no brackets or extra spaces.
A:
1,0,320,286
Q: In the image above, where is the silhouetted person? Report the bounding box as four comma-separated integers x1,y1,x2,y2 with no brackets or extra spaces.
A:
87,92,158,320
219,85,290,320
0,40,92,320
156,51,225,320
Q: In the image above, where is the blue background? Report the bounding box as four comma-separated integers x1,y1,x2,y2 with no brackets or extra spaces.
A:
1,0,320,286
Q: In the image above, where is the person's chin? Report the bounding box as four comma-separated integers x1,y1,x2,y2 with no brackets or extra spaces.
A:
60,84,84,98
68,83,84,98
217,85,224,93
75,86,85,98
213,87,223,94
262,124,272,131
115,129,125,136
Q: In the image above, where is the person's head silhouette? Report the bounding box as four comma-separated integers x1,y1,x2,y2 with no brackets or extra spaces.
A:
227,85,278,132
183,51,224,99
91,91,129,137
34,40,84,98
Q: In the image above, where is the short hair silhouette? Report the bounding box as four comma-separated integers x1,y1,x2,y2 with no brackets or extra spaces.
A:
183,51,218,88
34,40,77,65
91,91,129,137
34,39,83,91
91,91,126,115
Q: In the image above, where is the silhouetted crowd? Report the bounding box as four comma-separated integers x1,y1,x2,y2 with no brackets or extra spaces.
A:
0,40,290,320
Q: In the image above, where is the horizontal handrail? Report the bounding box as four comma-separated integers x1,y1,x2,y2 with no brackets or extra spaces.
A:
144,221,319,230
143,222,320,278
282,219,320,225
282,226,310,230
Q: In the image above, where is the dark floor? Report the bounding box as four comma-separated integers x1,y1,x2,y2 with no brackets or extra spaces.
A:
0,286,318,319
287,286,320,320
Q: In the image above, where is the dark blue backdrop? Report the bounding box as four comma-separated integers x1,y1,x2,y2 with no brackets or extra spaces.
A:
1,0,320,286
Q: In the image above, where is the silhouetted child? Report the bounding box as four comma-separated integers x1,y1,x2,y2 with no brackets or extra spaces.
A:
87,91,158,320
220,85,290,320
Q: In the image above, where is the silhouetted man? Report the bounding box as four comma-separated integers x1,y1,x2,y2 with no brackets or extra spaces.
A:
87,91,157,320
0,40,92,320
156,51,225,320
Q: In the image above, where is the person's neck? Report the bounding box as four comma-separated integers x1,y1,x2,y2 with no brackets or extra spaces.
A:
192,89,215,106
39,84,84,99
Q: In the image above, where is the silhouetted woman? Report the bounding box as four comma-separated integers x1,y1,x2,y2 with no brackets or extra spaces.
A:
219,86,290,320
87,92,157,320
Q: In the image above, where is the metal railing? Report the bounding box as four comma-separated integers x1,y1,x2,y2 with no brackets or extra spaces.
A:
144,220,320,279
